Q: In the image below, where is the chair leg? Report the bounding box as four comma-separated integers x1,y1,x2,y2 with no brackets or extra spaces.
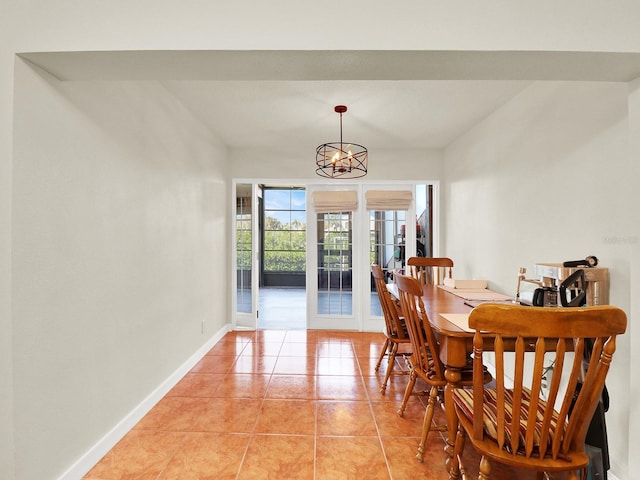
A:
398,370,416,417
449,417,466,480
375,338,390,372
478,455,490,480
416,386,446,462
380,342,398,394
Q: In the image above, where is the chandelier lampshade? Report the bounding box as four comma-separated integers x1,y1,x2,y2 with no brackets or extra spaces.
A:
316,105,368,179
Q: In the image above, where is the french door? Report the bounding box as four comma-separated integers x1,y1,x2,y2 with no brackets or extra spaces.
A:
306,185,360,330
233,181,436,331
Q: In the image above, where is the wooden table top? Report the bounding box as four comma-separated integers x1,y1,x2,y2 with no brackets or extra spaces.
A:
418,284,476,337
387,283,504,336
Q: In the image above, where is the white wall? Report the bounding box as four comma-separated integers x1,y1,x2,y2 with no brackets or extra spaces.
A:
1,53,15,480
443,81,634,479
4,2,640,479
626,78,640,478
11,60,229,479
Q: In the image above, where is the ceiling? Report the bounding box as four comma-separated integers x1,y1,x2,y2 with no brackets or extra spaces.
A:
20,50,640,150
160,79,530,149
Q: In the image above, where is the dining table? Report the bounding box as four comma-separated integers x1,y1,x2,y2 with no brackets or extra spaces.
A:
387,282,514,471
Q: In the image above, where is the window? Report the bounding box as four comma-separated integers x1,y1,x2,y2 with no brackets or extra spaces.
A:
262,187,306,285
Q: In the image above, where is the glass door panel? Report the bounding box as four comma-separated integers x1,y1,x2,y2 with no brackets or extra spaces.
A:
236,195,252,313
234,183,258,329
369,210,406,316
317,212,353,316
416,184,434,258
365,183,436,327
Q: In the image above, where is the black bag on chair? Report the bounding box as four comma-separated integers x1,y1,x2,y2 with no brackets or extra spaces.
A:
570,378,609,477
562,270,610,479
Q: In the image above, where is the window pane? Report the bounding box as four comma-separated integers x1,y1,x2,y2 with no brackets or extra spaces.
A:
237,251,251,269
237,219,251,231
264,189,291,210
264,251,291,272
291,231,306,251
264,231,291,250
291,210,306,227
264,210,290,227
236,230,251,244
291,190,306,209
291,252,306,270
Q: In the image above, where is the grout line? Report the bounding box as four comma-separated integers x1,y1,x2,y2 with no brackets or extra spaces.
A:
313,389,318,480
233,371,274,479
153,433,189,480
352,338,395,480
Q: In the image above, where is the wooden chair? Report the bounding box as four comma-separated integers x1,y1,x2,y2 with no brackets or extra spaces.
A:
395,273,491,462
451,304,627,480
371,264,411,394
407,256,453,286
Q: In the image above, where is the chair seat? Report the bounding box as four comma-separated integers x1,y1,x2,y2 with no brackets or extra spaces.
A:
453,387,562,457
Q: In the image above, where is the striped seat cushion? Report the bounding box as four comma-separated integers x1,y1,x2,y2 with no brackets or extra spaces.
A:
453,387,562,456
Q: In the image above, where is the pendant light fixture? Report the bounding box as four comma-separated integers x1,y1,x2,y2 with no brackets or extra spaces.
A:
315,105,368,179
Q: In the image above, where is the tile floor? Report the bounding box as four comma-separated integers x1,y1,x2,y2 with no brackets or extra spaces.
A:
84,330,568,480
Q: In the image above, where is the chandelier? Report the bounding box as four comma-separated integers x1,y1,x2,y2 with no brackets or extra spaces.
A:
315,105,368,179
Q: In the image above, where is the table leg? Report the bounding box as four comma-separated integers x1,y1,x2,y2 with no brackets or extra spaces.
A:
444,366,462,478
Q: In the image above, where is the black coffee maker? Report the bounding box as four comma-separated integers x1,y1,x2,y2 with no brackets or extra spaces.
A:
531,286,558,307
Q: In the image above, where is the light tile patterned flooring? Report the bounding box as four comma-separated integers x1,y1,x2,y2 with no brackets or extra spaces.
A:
84,330,559,480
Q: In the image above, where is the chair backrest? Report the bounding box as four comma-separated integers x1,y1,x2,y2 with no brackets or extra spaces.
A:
371,264,408,340
394,274,445,382
467,303,627,462
407,257,454,285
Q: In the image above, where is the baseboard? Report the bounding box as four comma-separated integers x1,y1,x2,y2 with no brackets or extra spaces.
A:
58,323,231,480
